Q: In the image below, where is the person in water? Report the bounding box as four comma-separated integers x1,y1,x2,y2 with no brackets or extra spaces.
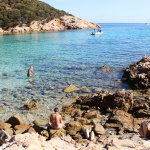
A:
27,66,36,77
50,107,64,129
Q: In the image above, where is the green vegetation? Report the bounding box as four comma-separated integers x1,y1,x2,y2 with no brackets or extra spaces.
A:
0,0,72,28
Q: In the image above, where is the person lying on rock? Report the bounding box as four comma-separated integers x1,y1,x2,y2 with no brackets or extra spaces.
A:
50,107,64,129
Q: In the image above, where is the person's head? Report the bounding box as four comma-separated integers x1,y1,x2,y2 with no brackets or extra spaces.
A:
54,107,59,112
30,66,33,69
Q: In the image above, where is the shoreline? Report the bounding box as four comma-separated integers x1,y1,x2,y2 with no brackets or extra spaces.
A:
0,87,150,149
0,15,101,35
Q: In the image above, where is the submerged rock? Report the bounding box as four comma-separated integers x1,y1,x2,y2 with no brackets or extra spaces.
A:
23,102,39,110
64,84,79,93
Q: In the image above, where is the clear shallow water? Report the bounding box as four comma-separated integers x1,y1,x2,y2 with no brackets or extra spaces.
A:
0,23,150,123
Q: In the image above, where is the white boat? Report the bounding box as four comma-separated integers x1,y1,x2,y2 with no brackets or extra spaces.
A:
91,32,103,35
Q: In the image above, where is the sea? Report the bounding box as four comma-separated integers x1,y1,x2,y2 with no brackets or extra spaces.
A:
0,23,150,124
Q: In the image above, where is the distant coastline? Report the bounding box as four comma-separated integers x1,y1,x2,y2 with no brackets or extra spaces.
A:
0,15,101,35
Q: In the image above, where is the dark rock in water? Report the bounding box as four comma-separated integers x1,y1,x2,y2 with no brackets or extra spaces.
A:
23,102,39,110
122,56,150,89
101,65,110,72
2,73,9,77
1,88,9,92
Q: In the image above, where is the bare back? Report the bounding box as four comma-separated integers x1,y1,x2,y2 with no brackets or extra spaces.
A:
50,113,62,129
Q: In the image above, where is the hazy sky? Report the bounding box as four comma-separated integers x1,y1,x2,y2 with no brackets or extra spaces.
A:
41,0,150,23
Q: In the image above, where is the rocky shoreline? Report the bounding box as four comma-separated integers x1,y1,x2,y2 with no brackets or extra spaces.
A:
1,57,150,149
0,87,150,149
0,15,101,34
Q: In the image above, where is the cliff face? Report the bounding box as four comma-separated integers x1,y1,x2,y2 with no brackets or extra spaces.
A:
0,15,101,34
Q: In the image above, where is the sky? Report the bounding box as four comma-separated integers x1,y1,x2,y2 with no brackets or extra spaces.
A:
41,0,150,23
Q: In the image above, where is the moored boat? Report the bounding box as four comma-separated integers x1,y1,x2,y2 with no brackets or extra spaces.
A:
91,31,103,35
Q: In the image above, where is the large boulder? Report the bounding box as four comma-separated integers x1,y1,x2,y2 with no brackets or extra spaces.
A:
6,114,23,128
65,121,82,136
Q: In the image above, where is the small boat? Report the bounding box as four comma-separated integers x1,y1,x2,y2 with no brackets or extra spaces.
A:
91,31,103,35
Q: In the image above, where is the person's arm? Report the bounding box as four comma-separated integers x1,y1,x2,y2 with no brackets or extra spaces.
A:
59,116,63,123
31,70,36,75
50,114,53,123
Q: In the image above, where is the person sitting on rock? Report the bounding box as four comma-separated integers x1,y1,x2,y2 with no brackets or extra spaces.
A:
50,107,64,129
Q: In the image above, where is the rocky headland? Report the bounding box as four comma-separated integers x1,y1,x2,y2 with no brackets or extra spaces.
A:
0,15,101,34
122,55,150,89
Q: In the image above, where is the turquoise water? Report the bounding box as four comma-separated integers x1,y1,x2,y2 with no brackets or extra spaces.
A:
0,23,150,123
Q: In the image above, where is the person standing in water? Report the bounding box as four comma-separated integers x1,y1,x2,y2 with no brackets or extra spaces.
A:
27,66,36,77
50,107,64,129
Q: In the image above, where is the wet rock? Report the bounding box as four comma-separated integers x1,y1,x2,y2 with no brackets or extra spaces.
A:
63,84,79,92
81,87,90,93
23,102,39,110
6,114,23,128
101,65,110,72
